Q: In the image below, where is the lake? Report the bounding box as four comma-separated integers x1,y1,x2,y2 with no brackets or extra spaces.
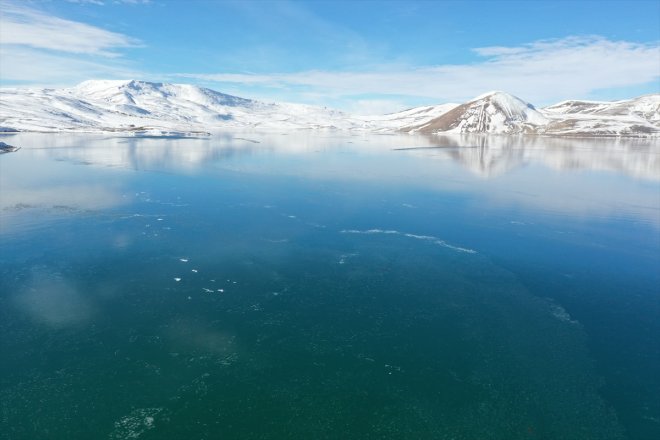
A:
1,133,658,439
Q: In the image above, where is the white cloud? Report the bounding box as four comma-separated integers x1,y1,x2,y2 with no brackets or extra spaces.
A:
346,99,413,115
177,36,660,106
65,0,105,5
0,1,140,56
0,1,143,85
0,45,141,85
113,0,152,4
64,0,152,6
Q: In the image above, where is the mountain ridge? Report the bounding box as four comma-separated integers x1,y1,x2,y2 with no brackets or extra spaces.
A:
0,80,658,137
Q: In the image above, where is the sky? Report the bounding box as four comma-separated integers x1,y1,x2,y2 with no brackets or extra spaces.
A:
0,0,659,113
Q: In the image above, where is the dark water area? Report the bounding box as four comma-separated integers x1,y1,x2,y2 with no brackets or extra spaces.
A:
1,133,658,439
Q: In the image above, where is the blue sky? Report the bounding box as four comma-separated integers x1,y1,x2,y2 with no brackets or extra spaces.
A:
1,0,659,112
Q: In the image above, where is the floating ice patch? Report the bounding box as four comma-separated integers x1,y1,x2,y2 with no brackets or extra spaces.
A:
403,233,437,241
385,364,403,373
174,278,181,282
307,222,327,229
342,229,400,235
191,269,198,273
550,303,579,324
202,288,213,293
109,407,162,439
340,229,476,254
179,258,188,262
234,137,260,144
434,240,477,254
338,252,359,265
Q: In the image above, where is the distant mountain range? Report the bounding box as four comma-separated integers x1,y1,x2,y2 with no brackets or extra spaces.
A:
0,80,658,137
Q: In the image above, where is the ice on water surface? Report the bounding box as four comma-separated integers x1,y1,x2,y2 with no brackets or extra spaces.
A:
0,133,657,439
110,408,162,439
340,228,477,253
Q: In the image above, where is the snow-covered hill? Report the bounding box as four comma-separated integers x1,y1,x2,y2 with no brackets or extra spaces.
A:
543,95,660,122
402,92,660,137
0,80,658,137
362,103,459,132
539,94,660,136
404,91,549,134
0,80,362,135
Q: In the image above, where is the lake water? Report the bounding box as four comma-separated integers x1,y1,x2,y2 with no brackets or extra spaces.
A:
1,133,658,439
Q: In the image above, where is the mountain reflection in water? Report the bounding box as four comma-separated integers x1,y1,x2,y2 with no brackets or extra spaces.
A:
1,132,658,439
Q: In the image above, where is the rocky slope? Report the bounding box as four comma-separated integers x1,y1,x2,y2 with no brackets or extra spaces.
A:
403,92,659,137
403,91,549,134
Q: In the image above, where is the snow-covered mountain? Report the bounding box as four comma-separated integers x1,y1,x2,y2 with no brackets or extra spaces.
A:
363,103,459,132
539,95,660,136
0,80,658,137
543,95,660,122
403,91,549,134
403,92,660,137
0,80,363,135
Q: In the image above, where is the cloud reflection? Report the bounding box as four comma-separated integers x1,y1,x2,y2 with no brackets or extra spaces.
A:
166,318,236,356
14,269,94,328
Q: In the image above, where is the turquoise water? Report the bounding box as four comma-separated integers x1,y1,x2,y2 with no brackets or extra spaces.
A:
1,133,658,439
